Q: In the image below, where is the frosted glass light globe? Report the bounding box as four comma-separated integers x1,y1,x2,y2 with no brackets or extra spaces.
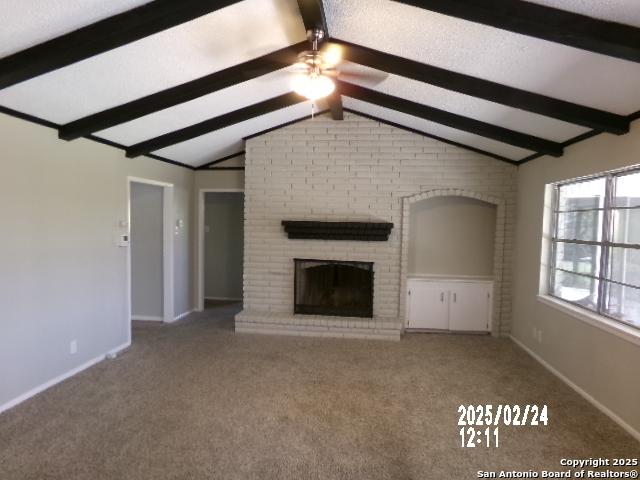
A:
291,74,335,101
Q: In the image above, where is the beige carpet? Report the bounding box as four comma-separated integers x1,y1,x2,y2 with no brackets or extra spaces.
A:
0,301,638,479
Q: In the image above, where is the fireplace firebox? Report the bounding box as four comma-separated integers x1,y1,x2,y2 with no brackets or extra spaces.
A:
294,259,374,318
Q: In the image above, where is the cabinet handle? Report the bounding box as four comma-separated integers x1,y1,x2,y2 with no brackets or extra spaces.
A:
453,293,457,303
440,292,444,302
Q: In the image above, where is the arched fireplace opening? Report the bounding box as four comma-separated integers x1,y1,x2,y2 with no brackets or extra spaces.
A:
294,259,374,318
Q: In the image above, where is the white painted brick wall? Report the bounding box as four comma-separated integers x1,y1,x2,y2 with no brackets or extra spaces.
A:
241,112,517,335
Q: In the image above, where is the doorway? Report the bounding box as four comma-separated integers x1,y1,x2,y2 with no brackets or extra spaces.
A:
197,189,244,310
127,178,174,342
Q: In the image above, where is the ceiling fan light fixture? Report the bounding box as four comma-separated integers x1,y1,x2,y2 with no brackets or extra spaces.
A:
322,45,342,67
291,73,335,101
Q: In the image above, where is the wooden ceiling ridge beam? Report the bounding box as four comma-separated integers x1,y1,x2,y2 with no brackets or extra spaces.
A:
296,0,343,120
125,92,305,158
329,38,629,135
342,107,518,165
0,0,244,90
392,0,640,63
338,81,564,157
58,41,307,140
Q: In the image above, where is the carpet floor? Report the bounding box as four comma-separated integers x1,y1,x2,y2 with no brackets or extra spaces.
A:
1,301,638,479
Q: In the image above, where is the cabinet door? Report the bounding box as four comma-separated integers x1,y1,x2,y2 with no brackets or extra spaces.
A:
407,282,449,329
449,283,491,332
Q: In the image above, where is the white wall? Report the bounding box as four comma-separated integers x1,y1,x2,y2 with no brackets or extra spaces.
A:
512,122,640,437
0,113,194,410
408,196,496,276
130,182,164,318
204,192,244,300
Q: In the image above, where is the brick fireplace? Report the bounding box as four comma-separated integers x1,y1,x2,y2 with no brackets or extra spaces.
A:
235,112,516,340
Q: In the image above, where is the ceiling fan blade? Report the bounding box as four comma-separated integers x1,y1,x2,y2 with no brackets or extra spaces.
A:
244,63,308,82
338,68,389,86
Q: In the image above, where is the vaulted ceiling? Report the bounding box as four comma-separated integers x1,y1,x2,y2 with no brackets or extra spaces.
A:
1,0,639,170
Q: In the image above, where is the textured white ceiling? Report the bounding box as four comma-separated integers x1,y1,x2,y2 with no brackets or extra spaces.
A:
98,69,295,146
152,100,324,167
339,62,588,142
325,0,640,115
527,0,640,27
1,0,638,168
0,0,306,123
343,97,534,161
0,0,152,58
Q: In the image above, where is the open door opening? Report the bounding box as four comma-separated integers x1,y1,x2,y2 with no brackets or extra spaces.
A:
198,190,244,311
127,178,174,343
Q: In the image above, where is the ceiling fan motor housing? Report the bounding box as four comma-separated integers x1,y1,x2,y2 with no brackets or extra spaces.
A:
297,29,332,76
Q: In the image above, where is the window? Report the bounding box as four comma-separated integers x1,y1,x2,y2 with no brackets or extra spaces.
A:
549,168,640,329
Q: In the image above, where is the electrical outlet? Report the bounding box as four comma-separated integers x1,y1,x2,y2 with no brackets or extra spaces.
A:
70,340,78,355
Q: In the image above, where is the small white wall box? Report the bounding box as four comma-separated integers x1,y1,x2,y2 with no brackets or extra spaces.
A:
118,234,129,247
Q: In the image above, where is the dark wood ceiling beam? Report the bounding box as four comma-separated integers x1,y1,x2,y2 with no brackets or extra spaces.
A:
296,0,343,120
203,166,245,171
0,0,242,90
338,81,564,157
59,42,306,140
0,105,194,169
296,0,329,32
343,107,517,165
392,0,640,64
327,91,344,120
243,109,330,141
331,39,629,135
126,92,305,158
196,151,245,170
60,37,629,141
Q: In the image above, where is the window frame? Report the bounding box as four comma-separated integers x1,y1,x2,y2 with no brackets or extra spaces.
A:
548,167,640,330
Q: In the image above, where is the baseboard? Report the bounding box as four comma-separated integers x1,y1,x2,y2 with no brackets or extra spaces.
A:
204,296,242,301
510,335,640,442
0,351,103,415
131,315,163,321
172,310,193,322
106,340,131,359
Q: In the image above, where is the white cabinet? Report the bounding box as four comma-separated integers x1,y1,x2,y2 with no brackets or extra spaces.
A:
406,282,449,330
406,278,492,333
449,283,492,332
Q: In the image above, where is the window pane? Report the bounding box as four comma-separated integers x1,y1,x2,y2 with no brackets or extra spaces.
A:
552,269,599,309
554,242,601,277
558,177,606,211
603,282,640,328
556,210,602,242
607,247,640,288
611,208,640,245
613,171,640,208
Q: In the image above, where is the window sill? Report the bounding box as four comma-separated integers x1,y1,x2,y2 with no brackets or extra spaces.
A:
536,295,640,347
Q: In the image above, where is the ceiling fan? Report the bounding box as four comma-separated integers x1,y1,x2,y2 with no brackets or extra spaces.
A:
290,29,388,101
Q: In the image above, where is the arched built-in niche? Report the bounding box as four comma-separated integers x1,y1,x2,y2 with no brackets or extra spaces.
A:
409,196,497,277
399,189,506,335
